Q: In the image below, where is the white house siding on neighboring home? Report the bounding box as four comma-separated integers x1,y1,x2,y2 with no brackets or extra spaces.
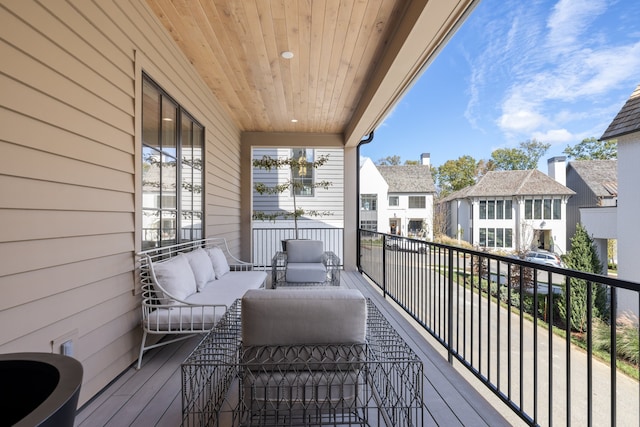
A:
358,159,435,239
358,158,389,233
0,1,244,405
616,133,640,316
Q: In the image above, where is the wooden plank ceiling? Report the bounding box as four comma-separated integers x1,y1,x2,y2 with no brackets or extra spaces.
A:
146,0,476,145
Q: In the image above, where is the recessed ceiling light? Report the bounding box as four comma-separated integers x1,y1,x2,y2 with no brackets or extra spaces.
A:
162,117,173,122
291,119,298,123
281,51,294,59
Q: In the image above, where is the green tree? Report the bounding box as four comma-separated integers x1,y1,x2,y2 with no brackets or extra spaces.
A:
558,224,607,332
435,155,477,196
491,139,550,170
376,155,402,165
563,137,617,160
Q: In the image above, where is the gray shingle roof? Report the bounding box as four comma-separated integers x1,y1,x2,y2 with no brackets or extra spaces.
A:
601,84,640,140
446,169,574,199
568,160,617,197
377,165,436,193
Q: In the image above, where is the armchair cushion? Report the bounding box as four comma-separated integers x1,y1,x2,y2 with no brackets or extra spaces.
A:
241,288,366,346
285,240,323,263
285,262,327,283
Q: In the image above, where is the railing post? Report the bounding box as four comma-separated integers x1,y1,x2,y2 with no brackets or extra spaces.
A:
382,234,387,298
447,247,454,364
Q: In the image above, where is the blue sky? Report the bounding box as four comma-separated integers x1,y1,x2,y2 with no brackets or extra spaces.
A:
361,0,640,170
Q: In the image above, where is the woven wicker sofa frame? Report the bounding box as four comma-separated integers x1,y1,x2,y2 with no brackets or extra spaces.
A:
181,298,425,427
136,238,266,369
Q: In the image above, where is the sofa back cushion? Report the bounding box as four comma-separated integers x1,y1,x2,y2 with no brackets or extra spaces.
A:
184,248,215,291
206,246,230,278
285,240,323,263
152,254,197,303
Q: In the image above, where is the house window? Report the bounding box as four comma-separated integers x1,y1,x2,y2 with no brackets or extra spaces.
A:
496,200,504,219
553,198,561,219
544,199,552,219
291,148,314,196
525,197,561,221
408,196,426,209
505,200,513,219
389,196,399,206
361,194,377,211
479,200,487,219
479,227,513,248
142,74,204,249
487,200,495,219
408,219,423,234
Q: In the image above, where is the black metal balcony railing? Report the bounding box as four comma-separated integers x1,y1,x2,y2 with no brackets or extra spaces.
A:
358,230,640,427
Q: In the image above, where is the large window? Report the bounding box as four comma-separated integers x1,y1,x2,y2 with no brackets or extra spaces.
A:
479,227,513,248
361,194,377,211
142,74,204,248
524,197,562,220
291,148,314,196
408,196,426,209
480,198,512,220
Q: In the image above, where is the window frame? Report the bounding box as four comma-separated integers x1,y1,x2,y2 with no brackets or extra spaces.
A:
141,73,204,248
290,148,315,197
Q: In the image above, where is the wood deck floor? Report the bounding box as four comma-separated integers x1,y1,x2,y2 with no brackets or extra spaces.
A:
75,271,520,426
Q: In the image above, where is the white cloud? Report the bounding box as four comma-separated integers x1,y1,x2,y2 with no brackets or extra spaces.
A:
499,109,546,133
546,0,608,55
531,128,574,144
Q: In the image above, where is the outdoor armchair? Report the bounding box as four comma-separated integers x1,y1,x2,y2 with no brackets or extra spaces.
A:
271,239,340,287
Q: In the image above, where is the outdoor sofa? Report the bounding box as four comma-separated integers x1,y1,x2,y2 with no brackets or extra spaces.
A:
136,238,266,369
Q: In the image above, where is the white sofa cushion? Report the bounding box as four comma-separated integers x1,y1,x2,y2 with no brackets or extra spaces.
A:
207,247,230,278
184,248,216,291
286,240,323,263
184,270,267,308
152,255,197,303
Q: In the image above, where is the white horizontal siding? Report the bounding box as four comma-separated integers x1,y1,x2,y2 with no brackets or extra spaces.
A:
0,0,242,405
252,148,345,225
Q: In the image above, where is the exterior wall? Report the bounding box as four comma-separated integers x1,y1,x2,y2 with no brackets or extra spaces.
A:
252,147,345,229
386,193,434,239
358,158,388,232
0,1,242,405
616,134,640,316
461,196,568,253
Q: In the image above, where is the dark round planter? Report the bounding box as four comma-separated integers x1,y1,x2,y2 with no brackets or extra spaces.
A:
0,352,83,427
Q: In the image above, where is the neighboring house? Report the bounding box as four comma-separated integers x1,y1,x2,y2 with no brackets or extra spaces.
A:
442,168,575,253
359,154,436,240
564,159,617,254
601,83,640,317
